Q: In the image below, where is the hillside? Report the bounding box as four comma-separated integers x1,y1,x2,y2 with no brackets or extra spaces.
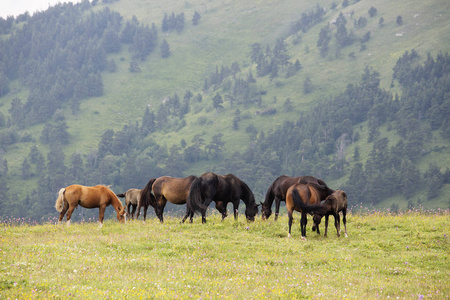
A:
0,0,449,220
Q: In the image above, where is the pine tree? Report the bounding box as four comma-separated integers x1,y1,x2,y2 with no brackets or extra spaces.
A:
192,11,201,25
161,39,170,58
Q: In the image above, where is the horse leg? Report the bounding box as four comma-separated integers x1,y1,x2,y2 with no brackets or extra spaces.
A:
181,212,189,223
142,204,149,223
136,202,141,220
315,221,321,235
274,198,281,221
342,209,348,237
287,211,293,238
131,204,137,220
201,209,207,223
300,212,307,240
65,206,76,226
181,207,191,223
126,202,131,217
335,213,341,237
98,205,106,227
58,201,69,223
233,202,238,221
201,198,213,223
324,214,329,237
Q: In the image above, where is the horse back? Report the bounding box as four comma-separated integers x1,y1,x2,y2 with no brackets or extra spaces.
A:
69,185,115,208
126,188,141,205
224,173,255,204
277,176,299,200
155,176,197,204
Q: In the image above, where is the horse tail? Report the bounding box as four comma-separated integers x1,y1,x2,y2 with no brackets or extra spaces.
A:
188,177,207,213
55,188,66,212
141,178,157,207
116,193,126,198
291,188,327,215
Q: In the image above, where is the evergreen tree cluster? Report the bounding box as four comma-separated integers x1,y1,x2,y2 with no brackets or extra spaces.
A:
162,12,185,33
289,4,326,34
0,3,158,126
250,40,300,79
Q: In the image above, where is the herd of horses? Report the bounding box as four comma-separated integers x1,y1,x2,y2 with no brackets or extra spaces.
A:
54,173,347,239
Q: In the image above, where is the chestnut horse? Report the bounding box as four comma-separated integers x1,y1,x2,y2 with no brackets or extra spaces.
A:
55,185,127,226
116,188,142,220
139,176,198,223
312,190,348,237
188,172,259,223
261,175,334,220
286,183,328,240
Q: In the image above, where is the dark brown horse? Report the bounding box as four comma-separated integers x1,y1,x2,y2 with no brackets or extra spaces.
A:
312,190,348,237
188,172,259,223
55,185,127,227
116,188,142,220
286,183,328,239
139,176,198,223
261,175,334,220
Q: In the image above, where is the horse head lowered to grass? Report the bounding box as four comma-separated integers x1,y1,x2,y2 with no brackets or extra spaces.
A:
55,184,127,227
188,172,259,223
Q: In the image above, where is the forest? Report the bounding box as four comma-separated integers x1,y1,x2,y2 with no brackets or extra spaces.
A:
0,0,449,221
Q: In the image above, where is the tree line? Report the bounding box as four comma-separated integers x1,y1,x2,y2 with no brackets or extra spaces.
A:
0,1,448,221
1,51,449,221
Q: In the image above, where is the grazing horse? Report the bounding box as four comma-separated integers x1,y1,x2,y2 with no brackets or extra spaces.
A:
312,190,348,237
116,188,142,220
261,175,334,220
55,185,127,227
286,183,328,239
188,172,259,223
139,176,198,223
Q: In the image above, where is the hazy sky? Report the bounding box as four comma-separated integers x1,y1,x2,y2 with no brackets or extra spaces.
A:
1,0,81,18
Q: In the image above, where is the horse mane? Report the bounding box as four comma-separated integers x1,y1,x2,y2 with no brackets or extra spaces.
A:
234,175,256,206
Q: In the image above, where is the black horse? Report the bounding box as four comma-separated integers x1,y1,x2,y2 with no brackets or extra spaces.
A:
261,175,335,220
188,172,259,223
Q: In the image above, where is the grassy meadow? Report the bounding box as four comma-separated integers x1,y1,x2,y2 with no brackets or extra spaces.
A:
1,209,449,299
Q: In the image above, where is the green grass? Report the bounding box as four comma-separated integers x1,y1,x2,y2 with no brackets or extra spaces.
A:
1,210,449,298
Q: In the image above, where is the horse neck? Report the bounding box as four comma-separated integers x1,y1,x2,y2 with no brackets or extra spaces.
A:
109,190,123,212
240,182,256,206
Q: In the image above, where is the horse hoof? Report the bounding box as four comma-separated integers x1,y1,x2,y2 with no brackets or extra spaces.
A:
301,236,307,241
288,233,291,238
345,233,348,238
